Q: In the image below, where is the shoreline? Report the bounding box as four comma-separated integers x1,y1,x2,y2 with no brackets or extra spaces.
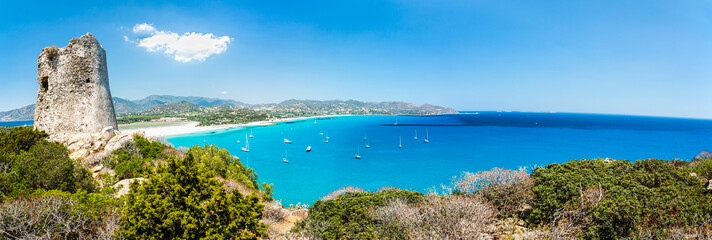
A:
119,115,350,138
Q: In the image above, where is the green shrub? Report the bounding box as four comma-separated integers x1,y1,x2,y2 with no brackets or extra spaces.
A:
118,153,266,239
187,144,259,190
0,126,48,155
529,159,712,239
7,141,96,198
693,159,712,179
261,182,274,201
104,148,151,180
104,137,167,181
298,189,424,239
133,135,168,159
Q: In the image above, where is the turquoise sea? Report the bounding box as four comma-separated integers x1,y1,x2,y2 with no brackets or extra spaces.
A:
161,112,711,205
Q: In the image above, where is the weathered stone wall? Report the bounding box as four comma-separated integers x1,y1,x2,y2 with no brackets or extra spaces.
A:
34,33,118,139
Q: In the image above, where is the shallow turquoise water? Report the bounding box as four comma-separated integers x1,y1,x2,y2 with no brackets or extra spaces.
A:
167,113,712,205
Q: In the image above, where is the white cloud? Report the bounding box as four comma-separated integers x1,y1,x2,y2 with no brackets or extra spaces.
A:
127,23,231,63
221,91,228,94
132,23,156,34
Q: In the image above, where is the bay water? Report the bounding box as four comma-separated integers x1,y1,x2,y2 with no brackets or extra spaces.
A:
160,112,712,205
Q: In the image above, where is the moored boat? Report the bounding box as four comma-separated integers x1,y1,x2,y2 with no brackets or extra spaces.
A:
241,134,250,152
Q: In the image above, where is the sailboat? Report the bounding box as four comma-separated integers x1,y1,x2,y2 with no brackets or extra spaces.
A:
283,150,289,163
398,136,403,148
241,134,250,152
394,116,399,126
249,129,254,138
354,145,361,159
364,133,368,140
424,129,429,143
365,138,370,148
324,133,329,143
414,129,418,140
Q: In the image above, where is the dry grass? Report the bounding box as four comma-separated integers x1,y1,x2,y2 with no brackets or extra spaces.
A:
218,177,254,196
261,201,310,239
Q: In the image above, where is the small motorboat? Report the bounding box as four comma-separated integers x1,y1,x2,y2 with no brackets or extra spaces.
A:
306,146,312,152
284,139,292,144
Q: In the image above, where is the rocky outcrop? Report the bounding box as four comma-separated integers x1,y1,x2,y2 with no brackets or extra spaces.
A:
34,33,118,143
67,130,137,164
112,178,145,198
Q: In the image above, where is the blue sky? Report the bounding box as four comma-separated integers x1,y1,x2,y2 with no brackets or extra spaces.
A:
1,0,710,119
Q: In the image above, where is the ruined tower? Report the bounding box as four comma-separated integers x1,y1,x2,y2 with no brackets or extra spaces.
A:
34,33,118,139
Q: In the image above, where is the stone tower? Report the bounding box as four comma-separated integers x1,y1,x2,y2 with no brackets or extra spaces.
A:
34,33,118,139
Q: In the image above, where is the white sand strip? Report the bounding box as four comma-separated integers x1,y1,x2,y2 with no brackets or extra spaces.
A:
118,115,349,138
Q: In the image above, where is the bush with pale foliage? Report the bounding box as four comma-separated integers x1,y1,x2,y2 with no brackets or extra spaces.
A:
453,167,533,217
0,190,118,240
319,186,365,201
374,195,497,239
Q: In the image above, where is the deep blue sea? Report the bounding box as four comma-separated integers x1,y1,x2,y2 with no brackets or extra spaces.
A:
0,120,33,127
159,112,712,205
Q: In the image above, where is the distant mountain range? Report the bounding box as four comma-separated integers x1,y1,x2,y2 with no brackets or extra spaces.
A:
0,95,457,122
0,104,35,122
112,95,249,114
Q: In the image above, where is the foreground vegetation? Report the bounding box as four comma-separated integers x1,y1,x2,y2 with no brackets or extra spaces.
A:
295,159,712,239
2,126,712,239
0,127,270,239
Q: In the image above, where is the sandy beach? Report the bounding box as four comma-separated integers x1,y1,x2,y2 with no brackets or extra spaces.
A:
118,115,348,138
